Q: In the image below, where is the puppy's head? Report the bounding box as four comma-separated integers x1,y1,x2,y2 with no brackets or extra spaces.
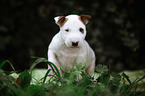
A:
54,14,91,48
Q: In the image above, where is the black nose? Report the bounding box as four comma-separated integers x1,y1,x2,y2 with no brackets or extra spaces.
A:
72,42,78,47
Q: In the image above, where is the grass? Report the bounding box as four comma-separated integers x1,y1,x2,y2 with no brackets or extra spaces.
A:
0,58,145,96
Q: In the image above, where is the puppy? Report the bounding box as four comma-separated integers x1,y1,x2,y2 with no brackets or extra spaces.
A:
48,14,95,76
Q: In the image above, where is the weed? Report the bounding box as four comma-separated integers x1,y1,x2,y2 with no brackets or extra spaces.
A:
0,58,145,96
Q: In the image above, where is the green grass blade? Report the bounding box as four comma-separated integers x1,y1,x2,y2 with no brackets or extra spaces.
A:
47,76,54,83
122,72,132,85
7,60,16,72
29,58,61,80
29,58,47,71
126,78,138,93
136,75,145,83
129,75,145,90
126,75,145,94
0,60,7,69
0,60,16,71
32,77,41,84
47,61,61,80
42,69,51,84
40,75,57,81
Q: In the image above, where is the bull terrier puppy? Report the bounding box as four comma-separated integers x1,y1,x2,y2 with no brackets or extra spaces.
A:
48,14,95,77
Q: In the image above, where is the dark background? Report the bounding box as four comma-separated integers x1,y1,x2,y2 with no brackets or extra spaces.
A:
0,0,145,72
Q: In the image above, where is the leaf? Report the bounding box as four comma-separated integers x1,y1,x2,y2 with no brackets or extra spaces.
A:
16,77,21,86
111,72,121,82
47,61,61,80
0,60,15,72
126,75,145,93
16,70,31,88
96,64,108,74
30,58,61,80
136,75,145,83
42,69,51,84
122,72,131,85
0,60,7,69
110,72,121,87
29,58,47,71
97,73,110,85
0,71,20,96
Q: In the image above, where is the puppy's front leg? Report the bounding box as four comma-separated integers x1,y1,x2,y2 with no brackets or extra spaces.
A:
48,50,62,76
85,60,95,76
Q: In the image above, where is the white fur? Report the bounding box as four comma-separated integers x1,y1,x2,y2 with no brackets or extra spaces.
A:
48,15,95,76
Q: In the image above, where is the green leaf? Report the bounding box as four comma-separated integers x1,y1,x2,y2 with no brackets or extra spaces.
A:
16,70,31,88
47,61,61,80
126,75,145,93
42,69,51,84
136,75,145,83
122,72,131,85
110,72,121,87
96,64,108,74
0,60,7,69
30,58,61,80
97,73,110,85
0,60,15,72
29,58,47,71
111,72,121,82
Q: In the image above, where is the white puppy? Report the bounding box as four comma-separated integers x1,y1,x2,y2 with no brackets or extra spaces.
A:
48,14,95,76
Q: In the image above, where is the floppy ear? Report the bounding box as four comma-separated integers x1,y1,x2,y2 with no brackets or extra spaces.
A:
79,15,92,25
54,16,67,27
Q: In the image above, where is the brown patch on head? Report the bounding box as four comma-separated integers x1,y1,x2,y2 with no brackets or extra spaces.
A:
79,15,92,25
57,16,68,27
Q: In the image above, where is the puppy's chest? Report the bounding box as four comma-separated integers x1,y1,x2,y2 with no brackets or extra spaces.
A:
56,48,86,70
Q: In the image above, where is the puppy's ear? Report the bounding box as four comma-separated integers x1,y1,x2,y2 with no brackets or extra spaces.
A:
79,15,92,25
54,16,67,27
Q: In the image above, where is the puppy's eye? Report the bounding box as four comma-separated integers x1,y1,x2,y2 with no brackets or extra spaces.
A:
65,29,69,32
79,28,84,34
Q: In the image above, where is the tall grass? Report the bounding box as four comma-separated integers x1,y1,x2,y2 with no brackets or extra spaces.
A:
0,58,145,96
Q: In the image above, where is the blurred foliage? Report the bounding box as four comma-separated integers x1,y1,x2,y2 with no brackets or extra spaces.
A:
0,59,145,96
0,0,145,72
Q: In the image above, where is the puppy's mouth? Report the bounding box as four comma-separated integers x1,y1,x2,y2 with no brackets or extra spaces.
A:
70,46,80,48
